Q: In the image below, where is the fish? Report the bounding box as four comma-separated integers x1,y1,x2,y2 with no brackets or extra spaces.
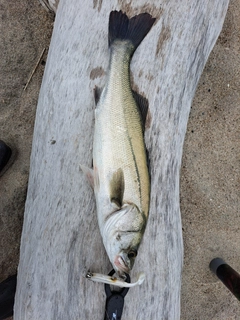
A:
82,10,155,285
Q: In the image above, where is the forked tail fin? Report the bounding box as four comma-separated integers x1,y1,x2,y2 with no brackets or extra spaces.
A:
108,10,156,53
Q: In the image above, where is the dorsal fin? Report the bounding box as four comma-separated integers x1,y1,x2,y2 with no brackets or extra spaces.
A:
132,90,149,130
93,86,103,106
109,168,125,208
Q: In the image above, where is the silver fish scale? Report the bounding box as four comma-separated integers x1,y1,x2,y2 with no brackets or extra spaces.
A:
93,42,150,226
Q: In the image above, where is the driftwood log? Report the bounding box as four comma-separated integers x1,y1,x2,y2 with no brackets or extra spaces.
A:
15,1,229,319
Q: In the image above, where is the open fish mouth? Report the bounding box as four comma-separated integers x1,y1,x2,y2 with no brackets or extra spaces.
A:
114,255,130,274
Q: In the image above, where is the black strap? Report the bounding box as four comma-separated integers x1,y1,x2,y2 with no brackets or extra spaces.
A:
104,270,130,320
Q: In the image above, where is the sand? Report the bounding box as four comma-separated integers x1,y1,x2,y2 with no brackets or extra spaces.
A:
0,1,239,319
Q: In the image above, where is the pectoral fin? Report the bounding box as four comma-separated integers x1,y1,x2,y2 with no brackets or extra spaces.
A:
109,168,125,208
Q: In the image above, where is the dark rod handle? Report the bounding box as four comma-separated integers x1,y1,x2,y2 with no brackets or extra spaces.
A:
210,258,240,301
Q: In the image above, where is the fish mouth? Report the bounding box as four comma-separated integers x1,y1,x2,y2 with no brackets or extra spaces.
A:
114,255,130,274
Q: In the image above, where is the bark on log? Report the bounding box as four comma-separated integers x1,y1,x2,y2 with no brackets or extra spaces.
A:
14,1,229,319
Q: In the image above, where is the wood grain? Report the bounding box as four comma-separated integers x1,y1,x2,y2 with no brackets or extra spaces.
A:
14,1,229,319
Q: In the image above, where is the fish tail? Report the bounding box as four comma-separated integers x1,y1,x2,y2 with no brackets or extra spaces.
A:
108,10,155,53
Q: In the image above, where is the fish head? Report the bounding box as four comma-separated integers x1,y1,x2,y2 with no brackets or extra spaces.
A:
102,203,146,275
113,239,139,274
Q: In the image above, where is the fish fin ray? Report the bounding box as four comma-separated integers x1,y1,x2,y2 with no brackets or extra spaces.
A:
80,164,95,189
93,86,103,106
109,168,125,208
146,148,151,179
132,90,149,130
109,11,156,52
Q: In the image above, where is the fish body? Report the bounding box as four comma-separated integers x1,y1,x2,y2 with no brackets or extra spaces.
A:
90,11,155,275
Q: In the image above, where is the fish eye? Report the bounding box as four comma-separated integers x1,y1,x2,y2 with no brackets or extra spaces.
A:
128,250,138,259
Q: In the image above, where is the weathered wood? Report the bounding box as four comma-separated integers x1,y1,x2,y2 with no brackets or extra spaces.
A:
14,1,229,319
39,0,58,13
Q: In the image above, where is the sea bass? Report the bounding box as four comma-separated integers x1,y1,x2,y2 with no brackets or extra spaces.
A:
84,10,155,285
